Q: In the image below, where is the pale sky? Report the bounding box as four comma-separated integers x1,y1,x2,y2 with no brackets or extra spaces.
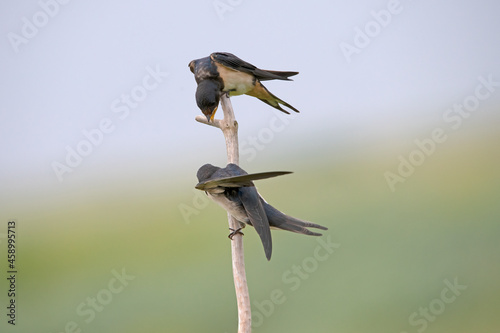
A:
1,0,499,200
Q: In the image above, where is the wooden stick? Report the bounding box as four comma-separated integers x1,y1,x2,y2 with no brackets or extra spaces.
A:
195,94,252,332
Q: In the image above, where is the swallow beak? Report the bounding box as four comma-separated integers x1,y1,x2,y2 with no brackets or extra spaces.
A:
206,106,217,122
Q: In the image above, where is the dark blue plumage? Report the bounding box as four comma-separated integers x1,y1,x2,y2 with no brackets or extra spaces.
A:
196,163,328,260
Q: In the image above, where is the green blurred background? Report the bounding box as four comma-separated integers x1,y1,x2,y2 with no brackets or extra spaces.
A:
1,1,500,332
2,116,500,332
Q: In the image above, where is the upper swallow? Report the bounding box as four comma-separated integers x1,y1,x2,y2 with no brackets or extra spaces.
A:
189,52,300,122
195,163,328,260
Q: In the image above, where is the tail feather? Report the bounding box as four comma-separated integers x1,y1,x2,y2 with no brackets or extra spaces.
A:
275,221,325,236
251,83,300,114
259,70,299,81
258,98,291,114
273,95,300,113
263,201,328,236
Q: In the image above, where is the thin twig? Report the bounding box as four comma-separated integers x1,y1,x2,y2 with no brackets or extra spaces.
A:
195,94,252,332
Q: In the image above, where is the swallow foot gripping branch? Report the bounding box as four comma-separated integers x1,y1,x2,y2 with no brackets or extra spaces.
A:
228,227,245,240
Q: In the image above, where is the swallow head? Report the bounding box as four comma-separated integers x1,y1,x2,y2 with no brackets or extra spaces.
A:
195,80,221,122
196,163,219,183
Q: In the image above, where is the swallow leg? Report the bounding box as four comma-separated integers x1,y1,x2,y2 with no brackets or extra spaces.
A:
228,227,244,239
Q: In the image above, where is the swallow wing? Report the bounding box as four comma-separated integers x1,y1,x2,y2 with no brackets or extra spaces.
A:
211,52,298,81
195,171,292,191
239,187,273,260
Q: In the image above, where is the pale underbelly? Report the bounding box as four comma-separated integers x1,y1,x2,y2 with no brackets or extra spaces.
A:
217,65,254,96
208,193,250,223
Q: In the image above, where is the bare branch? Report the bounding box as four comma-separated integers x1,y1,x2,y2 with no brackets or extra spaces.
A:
195,94,251,332
194,115,222,129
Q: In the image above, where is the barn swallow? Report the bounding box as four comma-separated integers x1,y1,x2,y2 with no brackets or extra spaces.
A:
188,52,300,122
195,163,328,260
